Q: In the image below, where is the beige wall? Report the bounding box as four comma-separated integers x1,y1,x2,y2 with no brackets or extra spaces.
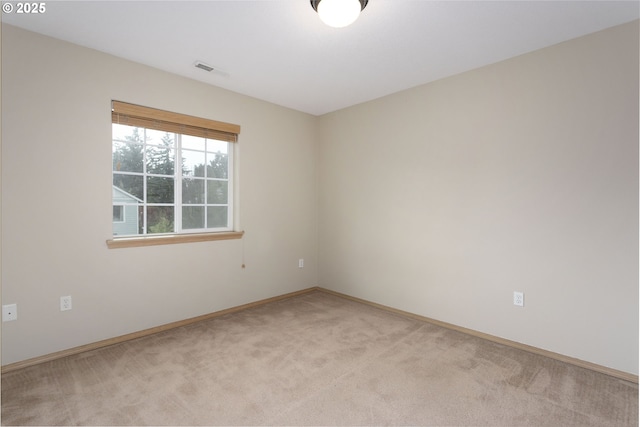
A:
318,21,639,375
1,25,318,365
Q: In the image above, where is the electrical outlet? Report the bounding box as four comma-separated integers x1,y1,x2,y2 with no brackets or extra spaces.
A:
60,296,72,311
513,291,524,307
298,259,304,268
2,304,17,322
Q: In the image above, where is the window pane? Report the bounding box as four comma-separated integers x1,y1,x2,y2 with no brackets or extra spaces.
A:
113,124,145,144
146,129,174,147
207,206,228,228
207,153,228,179
113,174,144,201
207,180,228,204
183,178,205,204
147,177,174,203
113,205,140,236
182,134,206,151
182,206,204,229
146,146,175,176
113,141,144,173
207,139,228,154
182,150,206,177
147,206,174,234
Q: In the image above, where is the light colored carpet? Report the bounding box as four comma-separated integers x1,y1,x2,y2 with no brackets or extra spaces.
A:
2,290,638,426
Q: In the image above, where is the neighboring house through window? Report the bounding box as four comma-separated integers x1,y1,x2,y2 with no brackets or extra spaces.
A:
112,186,141,236
111,101,240,239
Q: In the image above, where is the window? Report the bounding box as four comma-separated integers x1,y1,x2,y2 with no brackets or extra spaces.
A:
113,205,124,222
109,101,242,247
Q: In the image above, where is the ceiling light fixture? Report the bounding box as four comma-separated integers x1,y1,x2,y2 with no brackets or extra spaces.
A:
310,0,368,28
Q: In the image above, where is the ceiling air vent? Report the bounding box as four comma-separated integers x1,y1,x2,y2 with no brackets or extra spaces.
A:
194,61,215,72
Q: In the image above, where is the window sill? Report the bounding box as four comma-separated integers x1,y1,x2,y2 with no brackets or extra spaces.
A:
106,231,244,249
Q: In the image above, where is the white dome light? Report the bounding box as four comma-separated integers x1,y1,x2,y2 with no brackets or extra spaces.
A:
311,0,368,28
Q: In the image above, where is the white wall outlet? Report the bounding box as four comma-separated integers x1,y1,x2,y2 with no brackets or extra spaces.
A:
298,259,304,268
60,296,72,311
2,304,17,322
513,291,524,307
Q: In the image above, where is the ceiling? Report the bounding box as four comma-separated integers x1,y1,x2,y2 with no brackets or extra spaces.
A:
3,1,638,116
